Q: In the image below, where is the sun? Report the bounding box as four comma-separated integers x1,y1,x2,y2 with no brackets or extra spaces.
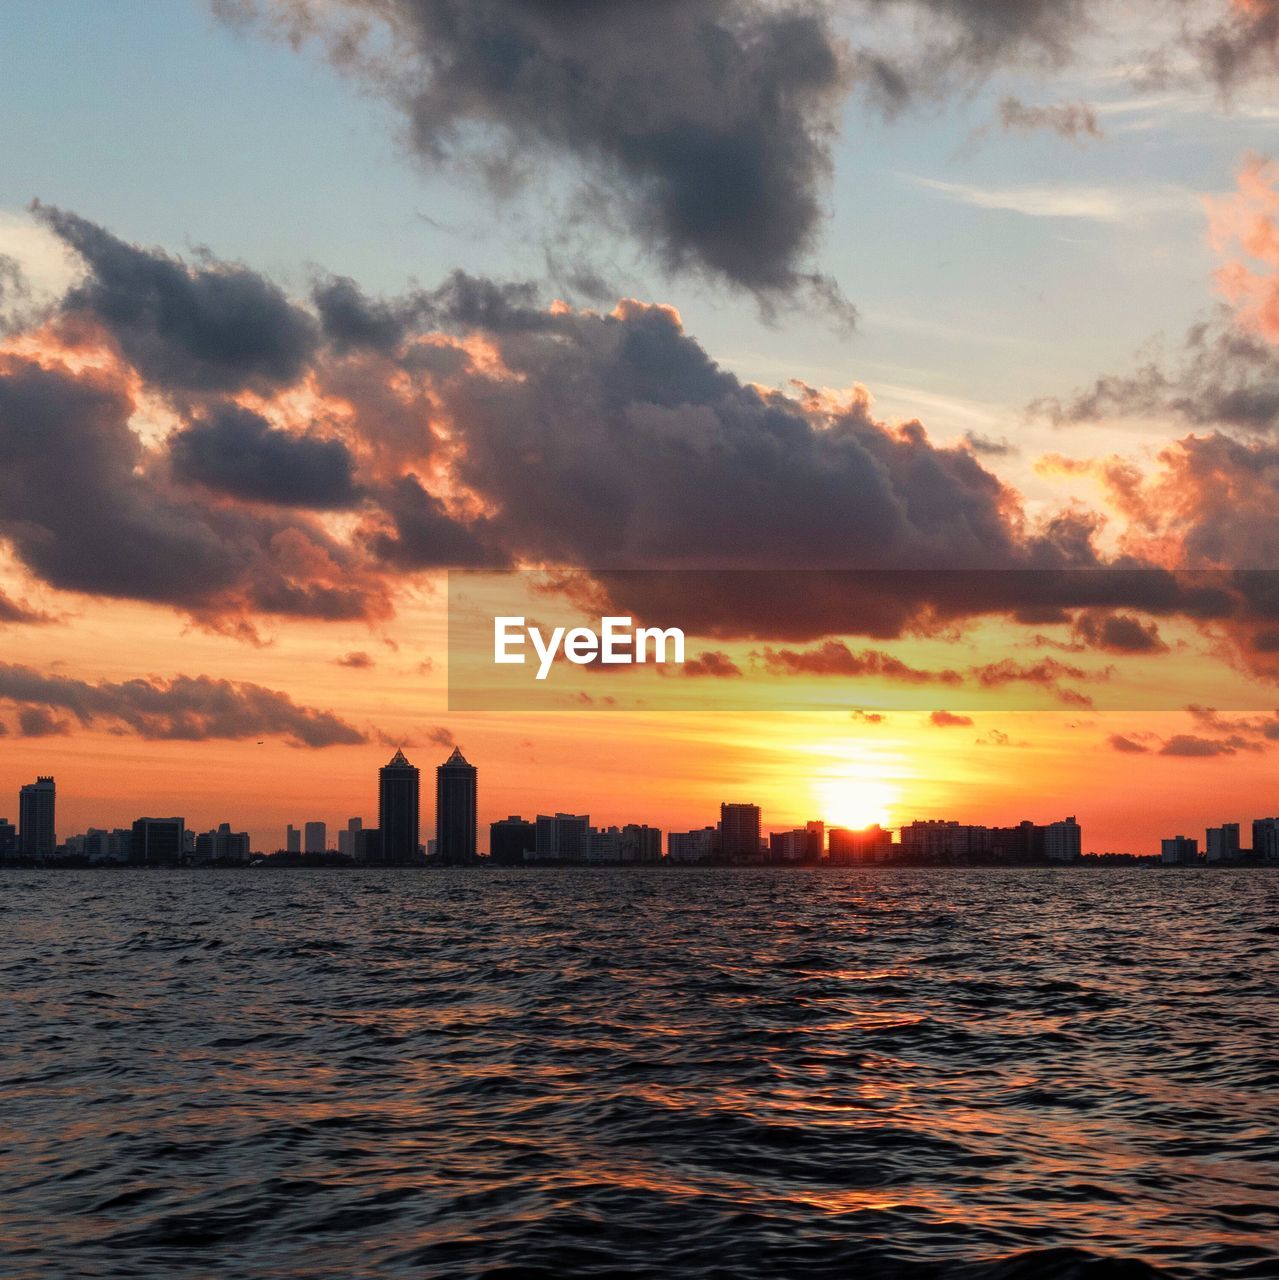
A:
816,774,898,831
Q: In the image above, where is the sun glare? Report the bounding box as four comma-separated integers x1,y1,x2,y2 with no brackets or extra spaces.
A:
816,775,899,831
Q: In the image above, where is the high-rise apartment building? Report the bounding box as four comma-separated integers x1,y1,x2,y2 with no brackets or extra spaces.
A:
19,776,56,859
382,749,423,863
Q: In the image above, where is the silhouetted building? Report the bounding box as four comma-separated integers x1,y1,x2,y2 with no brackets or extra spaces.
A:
286,824,301,854
900,820,989,862
989,820,1045,862
1252,818,1279,862
354,827,381,861
584,823,663,864
1207,823,1241,863
0,818,15,857
337,817,362,858
71,827,130,863
827,824,893,863
304,821,327,855
1161,835,1198,865
19,776,56,859
433,748,474,864
1044,816,1082,861
131,817,185,866
719,803,762,861
621,823,662,864
768,827,809,863
533,812,588,862
668,826,717,863
490,815,535,865
382,748,423,863
195,823,250,864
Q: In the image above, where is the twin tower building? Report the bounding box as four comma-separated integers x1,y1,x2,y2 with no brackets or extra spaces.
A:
379,746,477,864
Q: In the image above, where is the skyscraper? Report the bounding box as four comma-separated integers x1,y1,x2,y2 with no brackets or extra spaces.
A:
304,821,327,854
434,747,476,864
286,823,301,854
381,749,422,863
19,776,56,859
719,802,762,861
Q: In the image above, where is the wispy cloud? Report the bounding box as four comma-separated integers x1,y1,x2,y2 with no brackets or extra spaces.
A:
907,175,1195,224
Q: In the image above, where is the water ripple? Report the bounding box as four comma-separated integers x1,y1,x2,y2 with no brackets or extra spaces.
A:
1,867,1276,1279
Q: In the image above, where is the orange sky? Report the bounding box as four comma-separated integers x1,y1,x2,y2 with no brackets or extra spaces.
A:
2,568,1275,856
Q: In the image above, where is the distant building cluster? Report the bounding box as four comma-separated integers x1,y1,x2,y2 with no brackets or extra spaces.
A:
1161,818,1279,865
658,809,1081,867
4,751,1278,869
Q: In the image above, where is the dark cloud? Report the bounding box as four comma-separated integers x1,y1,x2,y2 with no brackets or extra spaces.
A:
1159,732,1258,757
335,651,375,669
858,0,1278,97
214,0,1279,316
312,269,549,354
850,708,886,723
1193,0,1279,89
963,430,1016,457
16,706,71,738
994,95,1101,142
1187,703,1279,740
758,641,962,683
217,0,852,304
6,208,1279,671
969,656,1105,706
368,474,506,569
1035,316,1279,436
0,662,366,747
0,589,50,627
929,709,973,727
0,354,387,626
682,650,744,678
1109,707,1279,758
170,404,360,508
976,727,1027,746
442,301,1055,579
0,254,37,336
33,203,318,394
1072,610,1168,654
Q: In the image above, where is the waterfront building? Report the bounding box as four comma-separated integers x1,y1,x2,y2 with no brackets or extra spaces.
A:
1252,818,1279,861
827,824,894,864
1044,816,1082,861
668,826,717,863
533,812,589,862
195,823,251,863
18,776,56,859
1206,823,1241,863
130,817,186,866
719,803,762,861
1160,835,1198,865
431,748,471,863
490,816,536,865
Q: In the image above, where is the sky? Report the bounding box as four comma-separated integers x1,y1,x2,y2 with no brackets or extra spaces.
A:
2,0,1279,854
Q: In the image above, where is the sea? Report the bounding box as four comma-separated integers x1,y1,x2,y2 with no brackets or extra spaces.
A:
1,867,1276,1279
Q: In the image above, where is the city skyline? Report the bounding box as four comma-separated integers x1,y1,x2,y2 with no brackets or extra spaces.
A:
7,749,1279,866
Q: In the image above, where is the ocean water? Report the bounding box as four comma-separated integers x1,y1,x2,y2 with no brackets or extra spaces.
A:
1,867,1276,1279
